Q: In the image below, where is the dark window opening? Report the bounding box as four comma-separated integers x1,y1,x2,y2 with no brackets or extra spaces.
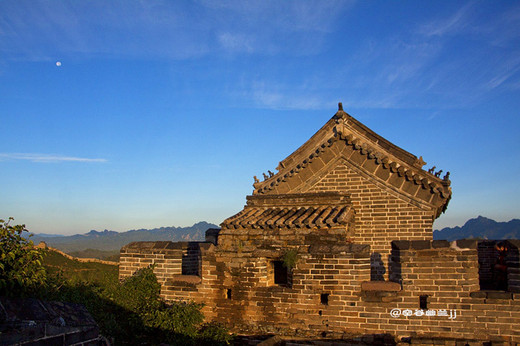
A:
226,289,232,300
273,261,288,285
419,295,428,310
182,243,201,276
321,293,329,305
478,240,509,291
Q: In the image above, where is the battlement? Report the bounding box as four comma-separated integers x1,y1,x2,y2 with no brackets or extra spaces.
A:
120,238,520,342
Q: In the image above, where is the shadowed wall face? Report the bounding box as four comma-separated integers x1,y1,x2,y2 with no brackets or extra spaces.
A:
119,239,520,342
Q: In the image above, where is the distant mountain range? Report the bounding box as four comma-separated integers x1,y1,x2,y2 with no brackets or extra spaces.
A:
27,217,519,254
29,221,218,253
433,216,520,241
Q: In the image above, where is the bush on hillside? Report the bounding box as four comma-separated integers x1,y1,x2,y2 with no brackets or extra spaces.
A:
198,321,234,345
0,218,46,295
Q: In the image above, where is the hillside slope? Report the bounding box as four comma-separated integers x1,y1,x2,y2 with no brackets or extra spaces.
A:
42,247,119,284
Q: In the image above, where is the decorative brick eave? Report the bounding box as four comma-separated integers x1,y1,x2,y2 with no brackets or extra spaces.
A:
252,104,451,218
221,192,353,230
221,205,353,230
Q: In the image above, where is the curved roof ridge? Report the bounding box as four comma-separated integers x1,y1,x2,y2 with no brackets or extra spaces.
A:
250,104,451,217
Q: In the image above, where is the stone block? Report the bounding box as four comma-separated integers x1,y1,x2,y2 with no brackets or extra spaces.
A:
361,281,401,292
387,173,404,189
402,180,420,196
177,274,203,285
362,157,378,174
432,240,450,248
349,150,367,166
486,291,513,300
455,239,478,249
392,240,410,250
374,165,390,181
414,186,432,202
410,240,431,250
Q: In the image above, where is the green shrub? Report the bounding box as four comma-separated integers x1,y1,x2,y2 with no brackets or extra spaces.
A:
198,322,233,345
38,266,210,344
0,218,46,295
282,248,299,269
147,301,204,343
115,266,163,314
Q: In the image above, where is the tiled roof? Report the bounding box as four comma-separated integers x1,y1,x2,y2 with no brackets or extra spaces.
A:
221,193,353,230
221,205,353,230
251,104,452,217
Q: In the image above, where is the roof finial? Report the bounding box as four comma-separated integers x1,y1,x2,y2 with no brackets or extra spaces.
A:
338,102,343,111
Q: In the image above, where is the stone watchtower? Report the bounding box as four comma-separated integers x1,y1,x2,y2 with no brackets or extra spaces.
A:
120,104,484,340
219,103,451,280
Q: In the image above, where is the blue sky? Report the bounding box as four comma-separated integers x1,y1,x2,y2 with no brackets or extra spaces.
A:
1,1,519,235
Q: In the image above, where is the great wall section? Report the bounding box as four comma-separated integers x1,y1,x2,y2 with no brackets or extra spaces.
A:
119,105,520,345
37,241,119,266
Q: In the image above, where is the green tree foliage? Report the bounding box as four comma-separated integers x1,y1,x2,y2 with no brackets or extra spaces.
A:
115,266,163,314
0,217,46,294
64,266,231,345
111,267,221,344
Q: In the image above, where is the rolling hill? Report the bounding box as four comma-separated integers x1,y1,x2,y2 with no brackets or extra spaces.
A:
42,247,119,284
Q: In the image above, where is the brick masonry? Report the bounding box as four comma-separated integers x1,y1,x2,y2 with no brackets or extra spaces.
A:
118,106,519,343
307,162,434,280
120,239,520,343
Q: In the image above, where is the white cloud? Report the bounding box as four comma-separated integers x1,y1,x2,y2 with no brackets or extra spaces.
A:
0,153,107,163
0,1,210,61
0,0,354,61
217,32,254,53
200,0,354,33
486,64,520,90
323,2,520,109
0,0,355,61
418,2,475,37
246,81,333,110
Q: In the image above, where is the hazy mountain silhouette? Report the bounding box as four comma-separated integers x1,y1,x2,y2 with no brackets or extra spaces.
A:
433,216,520,241
29,221,218,252
29,216,519,252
